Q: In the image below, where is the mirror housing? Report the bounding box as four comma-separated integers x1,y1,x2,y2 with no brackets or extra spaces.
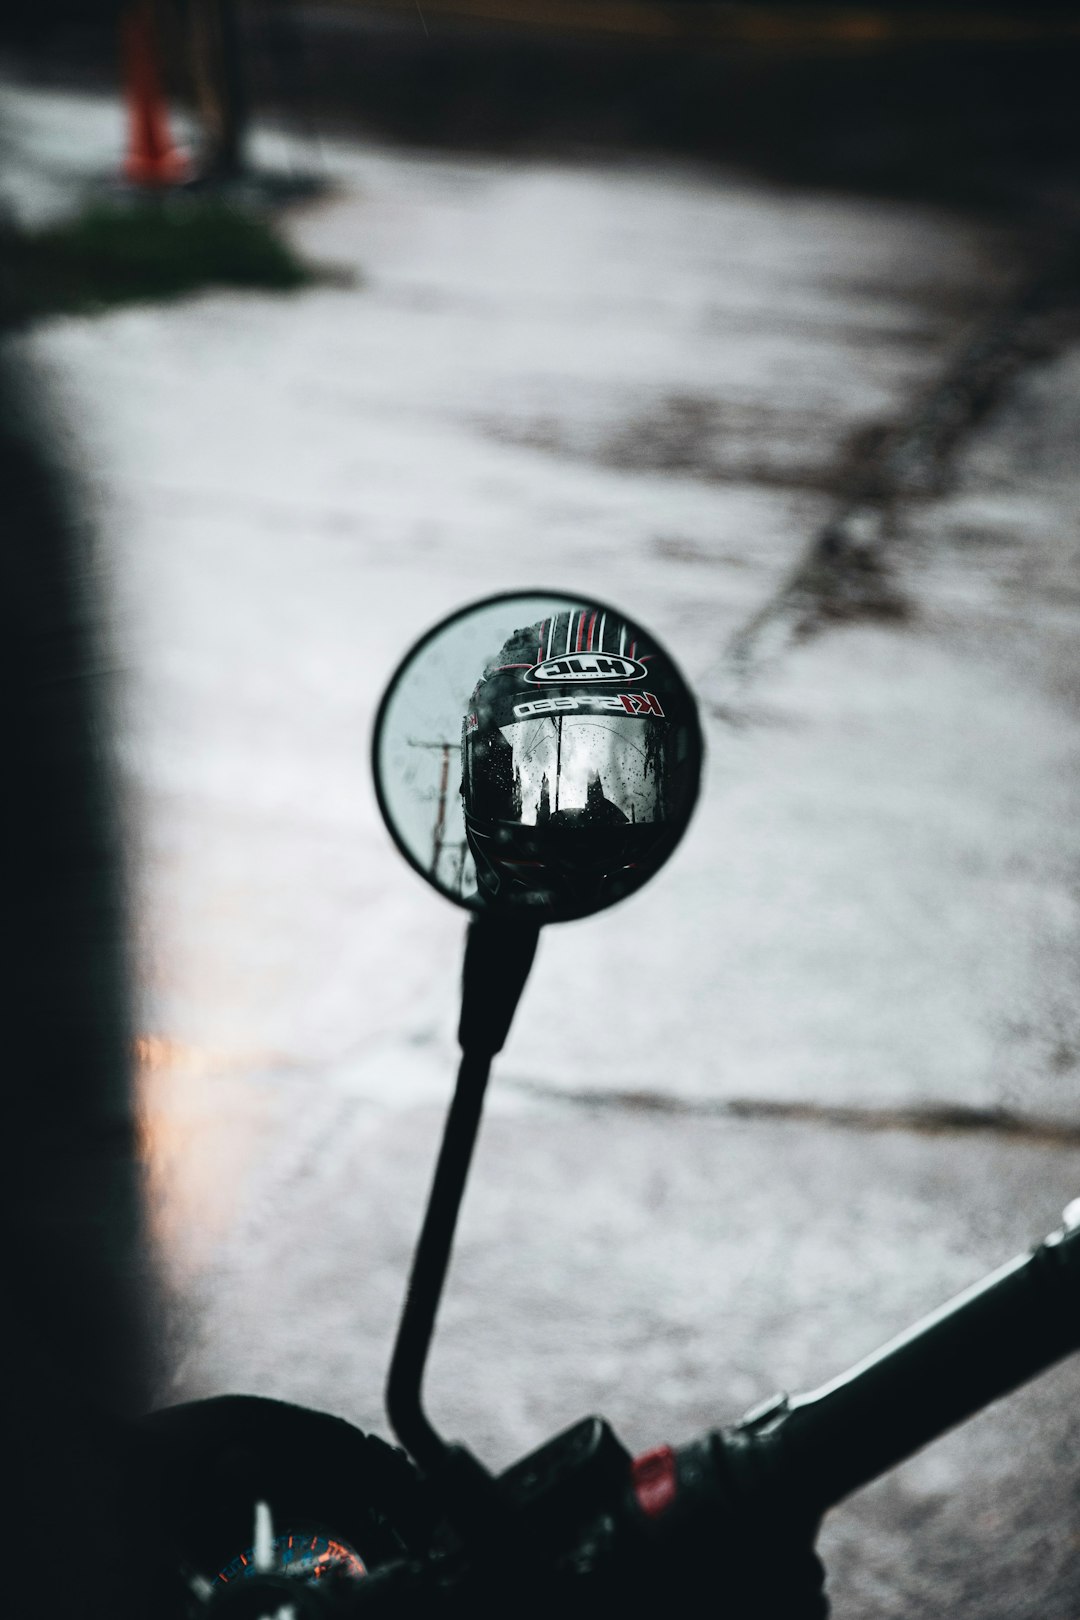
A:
373,591,702,923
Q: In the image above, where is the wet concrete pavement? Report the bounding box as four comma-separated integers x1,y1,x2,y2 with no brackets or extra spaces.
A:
4,84,1080,1617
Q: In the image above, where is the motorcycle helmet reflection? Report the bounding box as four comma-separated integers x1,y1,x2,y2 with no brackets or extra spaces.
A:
461,607,699,916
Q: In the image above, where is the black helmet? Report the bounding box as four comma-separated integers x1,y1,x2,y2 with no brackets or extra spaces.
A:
460,606,699,917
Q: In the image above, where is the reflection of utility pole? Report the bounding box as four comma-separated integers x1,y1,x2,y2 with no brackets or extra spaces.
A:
407,739,455,879
554,714,562,813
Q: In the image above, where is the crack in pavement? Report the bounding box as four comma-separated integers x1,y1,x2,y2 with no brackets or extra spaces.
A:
506,1077,1080,1146
702,229,1080,710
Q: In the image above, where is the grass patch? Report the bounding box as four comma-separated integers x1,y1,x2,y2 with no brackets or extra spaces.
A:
1,198,317,325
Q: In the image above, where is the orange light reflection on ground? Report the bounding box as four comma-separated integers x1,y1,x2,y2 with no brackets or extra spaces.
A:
135,1034,283,1279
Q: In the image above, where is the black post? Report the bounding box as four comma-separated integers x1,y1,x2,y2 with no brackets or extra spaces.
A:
188,0,248,180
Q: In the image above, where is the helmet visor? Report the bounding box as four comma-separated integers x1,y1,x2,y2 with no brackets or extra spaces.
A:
466,714,668,829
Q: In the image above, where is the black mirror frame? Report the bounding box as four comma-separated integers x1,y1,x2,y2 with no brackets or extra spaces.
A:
370,587,704,923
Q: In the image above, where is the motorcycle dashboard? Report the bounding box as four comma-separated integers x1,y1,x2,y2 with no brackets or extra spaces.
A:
140,1395,426,1598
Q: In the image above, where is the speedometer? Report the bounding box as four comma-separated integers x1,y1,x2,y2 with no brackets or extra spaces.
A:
141,1393,423,1600
214,1529,367,1588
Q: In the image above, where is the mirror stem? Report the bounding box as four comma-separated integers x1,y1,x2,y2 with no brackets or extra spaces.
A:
385,916,540,1480
385,1045,492,1476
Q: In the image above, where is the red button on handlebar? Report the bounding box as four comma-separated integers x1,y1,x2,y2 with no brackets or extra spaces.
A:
631,1444,678,1519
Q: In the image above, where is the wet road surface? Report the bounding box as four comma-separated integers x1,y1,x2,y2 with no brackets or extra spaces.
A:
5,84,1080,1618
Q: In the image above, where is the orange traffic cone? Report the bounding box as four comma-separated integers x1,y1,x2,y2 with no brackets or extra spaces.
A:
121,1,191,187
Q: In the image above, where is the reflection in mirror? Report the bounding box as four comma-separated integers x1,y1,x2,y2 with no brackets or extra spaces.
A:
373,592,702,922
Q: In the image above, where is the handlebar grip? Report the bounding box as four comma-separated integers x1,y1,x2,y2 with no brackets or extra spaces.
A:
716,1203,1080,1519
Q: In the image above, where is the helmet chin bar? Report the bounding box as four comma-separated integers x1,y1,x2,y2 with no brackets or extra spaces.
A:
465,812,670,917
384,912,541,1530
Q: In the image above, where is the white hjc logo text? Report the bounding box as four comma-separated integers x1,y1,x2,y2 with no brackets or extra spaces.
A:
525,654,647,685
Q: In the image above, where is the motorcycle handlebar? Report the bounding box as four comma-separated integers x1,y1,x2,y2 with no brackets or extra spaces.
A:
210,1206,1080,1618
673,1202,1080,1529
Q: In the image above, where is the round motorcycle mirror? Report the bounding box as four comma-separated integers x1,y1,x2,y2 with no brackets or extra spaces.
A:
372,590,702,923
